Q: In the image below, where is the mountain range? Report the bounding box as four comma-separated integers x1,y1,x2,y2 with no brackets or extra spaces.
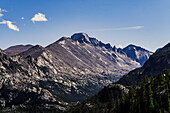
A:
0,33,153,111
66,42,170,113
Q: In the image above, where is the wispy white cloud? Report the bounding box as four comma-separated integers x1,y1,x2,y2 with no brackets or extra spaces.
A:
0,14,3,17
0,20,19,31
88,26,144,32
31,13,48,23
0,8,7,17
0,8,19,31
0,8,7,12
21,17,24,20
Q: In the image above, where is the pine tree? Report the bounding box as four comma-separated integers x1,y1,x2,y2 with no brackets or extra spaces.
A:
140,76,147,113
148,84,154,113
165,77,170,112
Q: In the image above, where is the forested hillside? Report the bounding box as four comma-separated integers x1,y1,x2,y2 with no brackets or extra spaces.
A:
67,69,170,113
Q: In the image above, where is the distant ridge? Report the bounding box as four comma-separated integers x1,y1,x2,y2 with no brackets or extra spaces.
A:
117,42,170,86
4,44,33,56
122,44,153,66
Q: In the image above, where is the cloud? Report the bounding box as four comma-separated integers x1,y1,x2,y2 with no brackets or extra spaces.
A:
0,20,19,31
21,17,24,20
0,8,7,12
0,8,7,17
31,13,48,23
0,8,19,31
88,26,144,32
0,14,3,17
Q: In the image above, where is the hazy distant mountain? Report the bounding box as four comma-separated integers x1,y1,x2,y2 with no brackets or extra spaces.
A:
4,44,33,56
122,44,153,66
0,33,152,111
117,42,170,86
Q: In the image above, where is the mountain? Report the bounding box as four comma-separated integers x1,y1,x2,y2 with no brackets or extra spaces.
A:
122,44,153,66
0,33,152,112
15,33,140,102
117,42,170,86
4,44,33,56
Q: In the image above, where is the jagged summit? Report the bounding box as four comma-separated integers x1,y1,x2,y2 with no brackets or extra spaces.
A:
71,33,114,51
71,33,90,43
122,44,153,66
124,44,151,52
112,46,117,51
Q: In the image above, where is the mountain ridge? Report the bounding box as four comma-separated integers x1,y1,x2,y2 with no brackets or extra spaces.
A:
4,44,33,56
0,33,153,111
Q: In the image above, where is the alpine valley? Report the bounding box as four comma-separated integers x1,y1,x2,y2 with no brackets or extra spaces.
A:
0,33,154,112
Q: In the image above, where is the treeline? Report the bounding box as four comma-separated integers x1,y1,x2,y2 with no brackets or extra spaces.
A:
116,69,170,113
67,69,170,113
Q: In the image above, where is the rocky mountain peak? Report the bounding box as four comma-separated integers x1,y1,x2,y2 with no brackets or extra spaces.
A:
123,44,153,66
71,33,90,43
112,46,117,51
105,43,112,49
124,44,151,52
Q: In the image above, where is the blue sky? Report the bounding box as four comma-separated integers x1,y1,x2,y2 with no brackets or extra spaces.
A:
0,0,170,51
